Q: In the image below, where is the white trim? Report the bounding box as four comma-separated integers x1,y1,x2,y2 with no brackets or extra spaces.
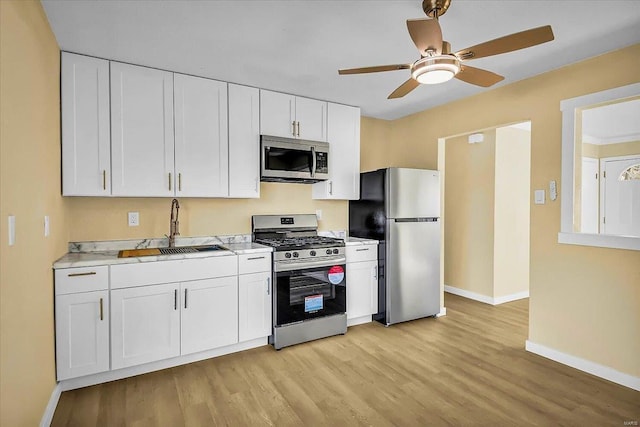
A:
559,82,640,250
558,232,640,251
347,315,372,327
40,383,62,427
445,285,529,305
59,337,267,392
493,290,530,305
436,307,447,317
525,340,640,391
444,285,494,305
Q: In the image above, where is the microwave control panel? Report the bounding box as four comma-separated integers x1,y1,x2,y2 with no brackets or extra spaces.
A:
315,152,328,173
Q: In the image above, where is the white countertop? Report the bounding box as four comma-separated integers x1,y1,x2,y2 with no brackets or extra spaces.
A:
53,233,378,269
53,237,272,269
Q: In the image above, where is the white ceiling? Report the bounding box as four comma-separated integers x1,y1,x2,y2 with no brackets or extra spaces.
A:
41,0,640,120
582,98,640,145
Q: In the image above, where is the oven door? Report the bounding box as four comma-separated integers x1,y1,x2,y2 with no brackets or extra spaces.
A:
274,262,346,326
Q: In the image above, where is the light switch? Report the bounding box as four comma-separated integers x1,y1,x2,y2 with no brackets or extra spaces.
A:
534,190,546,205
8,215,15,246
44,215,50,237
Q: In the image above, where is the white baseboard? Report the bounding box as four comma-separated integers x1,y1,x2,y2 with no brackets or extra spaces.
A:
437,307,447,317
444,285,529,305
493,290,530,305
526,340,640,391
40,383,62,427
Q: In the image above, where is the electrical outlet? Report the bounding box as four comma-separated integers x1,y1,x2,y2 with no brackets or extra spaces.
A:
128,212,139,227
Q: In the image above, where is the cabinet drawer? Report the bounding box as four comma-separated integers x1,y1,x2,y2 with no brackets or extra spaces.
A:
55,266,109,295
110,255,238,289
346,244,378,263
238,253,271,274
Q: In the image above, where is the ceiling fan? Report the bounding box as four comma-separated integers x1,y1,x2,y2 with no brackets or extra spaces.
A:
338,0,554,99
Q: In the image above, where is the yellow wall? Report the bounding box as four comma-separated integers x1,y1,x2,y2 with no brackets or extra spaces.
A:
67,183,347,241
583,140,640,159
360,116,393,172
494,126,530,298
444,132,496,296
0,1,68,425
365,43,640,377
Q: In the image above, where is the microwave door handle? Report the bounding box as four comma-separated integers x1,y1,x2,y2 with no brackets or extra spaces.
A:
311,146,316,178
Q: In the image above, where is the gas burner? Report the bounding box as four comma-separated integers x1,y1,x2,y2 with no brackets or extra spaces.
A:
255,236,344,251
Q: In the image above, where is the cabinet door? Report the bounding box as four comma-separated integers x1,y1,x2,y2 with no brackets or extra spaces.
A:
295,97,327,142
111,283,180,369
61,53,111,196
238,272,272,342
55,290,109,380
181,277,238,355
260,90,296,138
346,260,378,320
228,84,260,198
313,103,360,200
111,62,175,197
174,74,228,197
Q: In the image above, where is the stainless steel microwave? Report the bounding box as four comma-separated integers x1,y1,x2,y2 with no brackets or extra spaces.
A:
260,135,329,183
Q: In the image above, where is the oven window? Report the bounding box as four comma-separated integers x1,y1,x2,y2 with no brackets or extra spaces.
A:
275,265,346,326
265,147,311,173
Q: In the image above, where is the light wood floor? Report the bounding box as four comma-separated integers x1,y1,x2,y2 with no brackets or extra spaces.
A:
52,294,639,426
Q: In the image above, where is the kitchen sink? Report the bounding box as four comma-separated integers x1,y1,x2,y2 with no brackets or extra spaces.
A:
118,245,228,258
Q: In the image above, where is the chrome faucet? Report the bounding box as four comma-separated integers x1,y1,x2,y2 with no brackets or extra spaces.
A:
169,198,180,247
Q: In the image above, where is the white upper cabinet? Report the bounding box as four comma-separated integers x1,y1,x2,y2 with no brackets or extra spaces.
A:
228,84,260,198
313,103,361,200
294,96,328,142
260,90,327,141
110,62,175,197
174,74,229,197
61,52,111,196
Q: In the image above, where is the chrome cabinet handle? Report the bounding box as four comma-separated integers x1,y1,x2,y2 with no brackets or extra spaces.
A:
292,121,296,137
247,256,266,261
356,248,370,252
178,173,182,192
329,181,333,195
267,277,271,295
296,121,300,137
169,172,172,191
184,288,188,309
174,289,178,310
68,271,96,277
102,170,106,190
99,297,104,321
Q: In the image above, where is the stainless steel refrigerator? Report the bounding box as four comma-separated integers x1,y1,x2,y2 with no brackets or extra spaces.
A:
349,168,441,325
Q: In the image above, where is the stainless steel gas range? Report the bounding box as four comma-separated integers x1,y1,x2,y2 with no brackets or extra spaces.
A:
252,214,347,350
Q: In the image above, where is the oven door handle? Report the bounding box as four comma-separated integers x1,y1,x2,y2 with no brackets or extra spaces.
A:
274,256,346,272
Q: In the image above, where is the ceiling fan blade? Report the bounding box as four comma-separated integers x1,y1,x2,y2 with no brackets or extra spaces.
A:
388,78,420,99
455,65,504,87
455,25,554,61
339,64,411,75
407,18,443,56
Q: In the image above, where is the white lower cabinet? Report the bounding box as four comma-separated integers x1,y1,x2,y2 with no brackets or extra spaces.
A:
181,277,238,355
238,272,272,342
346,244,379,323
55,290,110,380
111,283,181,369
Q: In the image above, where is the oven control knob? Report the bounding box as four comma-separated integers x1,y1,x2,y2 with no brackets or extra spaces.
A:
284,252,292,258
326,249,332,255
293,252,299,258
332,249,339,254
310,250,316,256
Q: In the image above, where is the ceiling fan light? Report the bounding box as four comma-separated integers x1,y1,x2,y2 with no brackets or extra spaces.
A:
411,55,460,84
